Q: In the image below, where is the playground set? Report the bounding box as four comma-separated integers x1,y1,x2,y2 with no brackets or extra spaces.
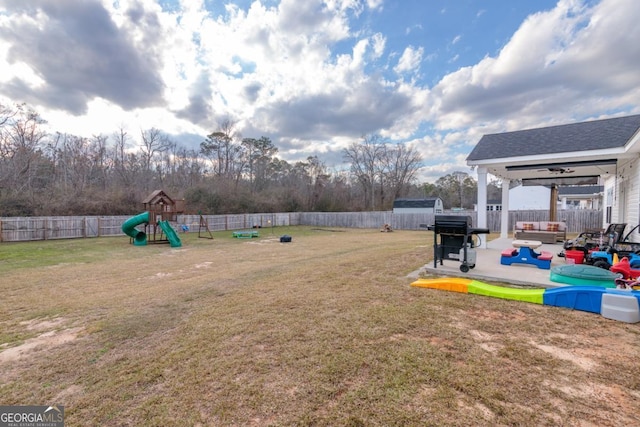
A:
121,190,184,248
121,190,263,246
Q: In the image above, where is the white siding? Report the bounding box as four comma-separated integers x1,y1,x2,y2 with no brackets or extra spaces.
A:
607,156,640,240
622,157,640,240
603,175,616,227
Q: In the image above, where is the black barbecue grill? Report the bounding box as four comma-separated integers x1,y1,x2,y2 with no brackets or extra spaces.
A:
430,215,490,272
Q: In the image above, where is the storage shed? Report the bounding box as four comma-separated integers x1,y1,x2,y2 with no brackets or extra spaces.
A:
393,198,444,214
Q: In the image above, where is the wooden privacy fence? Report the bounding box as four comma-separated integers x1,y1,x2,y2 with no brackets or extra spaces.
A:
297,210,603,232
0,216,126,242
0,214,303,242
0,210,603,242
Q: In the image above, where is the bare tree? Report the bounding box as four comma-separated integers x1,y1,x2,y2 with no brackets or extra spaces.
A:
381,143,423,202
343,134,386,210
90,134,110,190
140,127,172,172
111,126,134,188
4,105,48,195
140,127,173,192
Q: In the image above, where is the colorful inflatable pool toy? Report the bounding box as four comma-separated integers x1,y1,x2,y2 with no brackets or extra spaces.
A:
410,277,640,323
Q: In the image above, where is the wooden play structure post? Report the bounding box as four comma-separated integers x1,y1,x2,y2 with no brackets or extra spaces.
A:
198,214,213,239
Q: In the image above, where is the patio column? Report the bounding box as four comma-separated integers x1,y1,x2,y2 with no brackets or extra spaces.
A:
550,184,558,221
477,167,488,248
501,178,510,238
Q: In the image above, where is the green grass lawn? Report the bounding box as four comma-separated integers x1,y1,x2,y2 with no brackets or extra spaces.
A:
0,227,639,426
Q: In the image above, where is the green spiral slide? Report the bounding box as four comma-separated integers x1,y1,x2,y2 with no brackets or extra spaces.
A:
122,212,182,248
121,211,150,246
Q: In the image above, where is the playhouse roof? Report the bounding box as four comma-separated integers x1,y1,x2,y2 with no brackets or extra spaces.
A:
143,190,175,205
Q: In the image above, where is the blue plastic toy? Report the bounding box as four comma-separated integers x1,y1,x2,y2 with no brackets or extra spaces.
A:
500,246,553,269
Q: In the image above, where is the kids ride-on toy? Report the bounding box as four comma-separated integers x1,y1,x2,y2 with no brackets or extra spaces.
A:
585,224,640,270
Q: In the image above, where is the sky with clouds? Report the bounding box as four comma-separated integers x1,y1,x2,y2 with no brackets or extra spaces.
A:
0,0,639,183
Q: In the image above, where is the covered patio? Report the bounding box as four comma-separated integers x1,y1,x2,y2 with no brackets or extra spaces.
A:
415,115,640,287
467,115,640,246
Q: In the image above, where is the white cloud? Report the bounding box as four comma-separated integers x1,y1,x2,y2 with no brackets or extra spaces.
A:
428,0,640,132
371,32,386,59
366,0,384,11
0,0,639,184
393,45,423,74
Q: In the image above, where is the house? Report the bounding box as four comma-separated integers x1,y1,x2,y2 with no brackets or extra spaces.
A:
558,185,604,210
393,197,444,214
486,199,503,212
475,184,605,211
466,114,640,244
473,199,502,211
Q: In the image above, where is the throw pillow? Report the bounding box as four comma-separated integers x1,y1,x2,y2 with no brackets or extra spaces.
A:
547,223,559,232
522,223,534,231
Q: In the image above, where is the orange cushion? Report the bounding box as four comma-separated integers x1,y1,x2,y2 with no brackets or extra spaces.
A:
547,223,559,232
522,223,535,231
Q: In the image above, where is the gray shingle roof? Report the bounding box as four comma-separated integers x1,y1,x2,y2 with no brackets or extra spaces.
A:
467,114,640,161
393,198,440,208
558,185,604,196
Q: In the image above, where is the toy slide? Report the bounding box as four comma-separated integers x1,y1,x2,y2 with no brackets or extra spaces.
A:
467,281,544,304
410,278,640,323
410,277,472,293
410,278,544,304
158,220,182,248
121,211,150,246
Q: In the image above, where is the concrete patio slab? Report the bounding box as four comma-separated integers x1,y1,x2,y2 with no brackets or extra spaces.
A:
415,237,568,288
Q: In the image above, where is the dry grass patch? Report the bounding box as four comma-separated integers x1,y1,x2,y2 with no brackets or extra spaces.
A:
1,227,639,426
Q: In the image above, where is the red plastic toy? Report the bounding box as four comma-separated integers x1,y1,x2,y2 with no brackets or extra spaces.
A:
609,256,640,279
610,257,640,289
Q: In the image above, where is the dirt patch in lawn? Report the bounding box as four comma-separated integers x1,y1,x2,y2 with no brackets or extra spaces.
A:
1,317,83,364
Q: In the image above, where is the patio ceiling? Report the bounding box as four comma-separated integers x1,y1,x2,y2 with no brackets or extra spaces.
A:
484,156,621,183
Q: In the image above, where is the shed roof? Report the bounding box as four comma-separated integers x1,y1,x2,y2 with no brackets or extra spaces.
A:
393,198,441,208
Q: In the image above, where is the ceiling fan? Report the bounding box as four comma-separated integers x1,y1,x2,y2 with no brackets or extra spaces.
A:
539,167,575,174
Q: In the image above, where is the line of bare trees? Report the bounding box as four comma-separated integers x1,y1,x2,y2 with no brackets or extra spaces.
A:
0,103,435,216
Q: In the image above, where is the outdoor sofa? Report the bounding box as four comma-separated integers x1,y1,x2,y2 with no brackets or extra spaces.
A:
514,221,567,244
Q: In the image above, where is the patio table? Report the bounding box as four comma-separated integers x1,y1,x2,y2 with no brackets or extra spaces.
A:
512,239,543,249
502,239,552,269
